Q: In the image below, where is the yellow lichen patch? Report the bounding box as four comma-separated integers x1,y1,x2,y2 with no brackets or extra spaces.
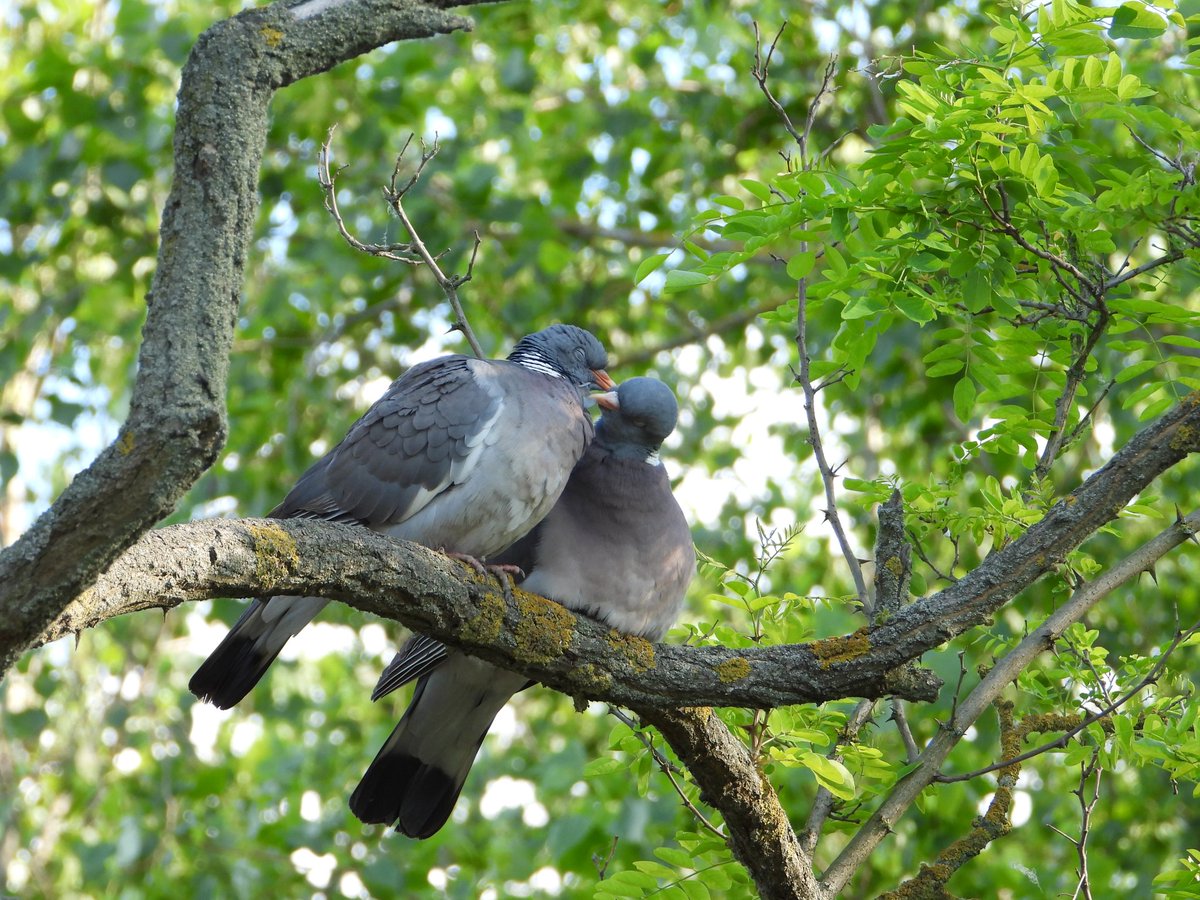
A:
715,656,751,683
1170,423,1198,453
260,25,284,47
574,662,613,692
513,593,574,664
884,555,904,576
117,431,136,456
605,630,656,673
460,591,506,645
810,628,871,667
248,521,299,591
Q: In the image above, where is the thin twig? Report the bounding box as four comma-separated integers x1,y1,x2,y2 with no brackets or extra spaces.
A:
608,707,726,839
799,698,875,855
751,23,804,151
937,619,1200,784
318,126,485,358
801,56,839,169
1069,752,1101,900
1103,249,1189,291
1034,308,1110,480
971,157,1100,298
1062,377,1116,450
318,126,419,263
382,137,485,357
890,702,920,764
796,282,870,608
593,835,619,880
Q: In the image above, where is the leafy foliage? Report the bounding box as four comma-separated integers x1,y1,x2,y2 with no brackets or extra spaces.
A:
3,0,1200,897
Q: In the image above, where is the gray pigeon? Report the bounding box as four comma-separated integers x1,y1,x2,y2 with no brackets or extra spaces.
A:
189,325,613,710
350,377,695,838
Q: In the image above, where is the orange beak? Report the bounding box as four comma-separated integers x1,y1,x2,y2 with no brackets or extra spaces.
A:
591,368,616,391
594,390,620,412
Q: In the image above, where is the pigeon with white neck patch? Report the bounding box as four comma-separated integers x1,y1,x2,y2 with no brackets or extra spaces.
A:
352,376,695,838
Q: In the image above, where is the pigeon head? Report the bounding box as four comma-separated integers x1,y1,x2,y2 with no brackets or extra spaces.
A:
509,324,614,392
593,377,679,457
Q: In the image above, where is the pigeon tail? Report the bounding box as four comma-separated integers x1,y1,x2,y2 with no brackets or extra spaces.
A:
188,596,328,708
350,655,528,837
349,720,482,839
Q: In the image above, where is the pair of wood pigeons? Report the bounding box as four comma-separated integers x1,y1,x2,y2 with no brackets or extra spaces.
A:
189,324,695,839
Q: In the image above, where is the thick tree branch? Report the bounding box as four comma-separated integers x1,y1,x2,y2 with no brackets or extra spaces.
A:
37,518,939,709
0,0,493,675
17,392,1199,708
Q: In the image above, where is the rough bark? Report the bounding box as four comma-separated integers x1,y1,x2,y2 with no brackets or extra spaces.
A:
0,0,490,673
36,518,940,709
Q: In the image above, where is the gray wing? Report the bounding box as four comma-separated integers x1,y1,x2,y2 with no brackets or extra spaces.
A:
270,356,502,528
372,633,449,701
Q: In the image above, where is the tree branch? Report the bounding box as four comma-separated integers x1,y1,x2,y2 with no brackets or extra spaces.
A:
862,392,1199,673
0,0,491,675
820,506,1200,894
37,518,940,709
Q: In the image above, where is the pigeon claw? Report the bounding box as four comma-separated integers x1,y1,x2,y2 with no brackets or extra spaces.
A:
445,553,525,600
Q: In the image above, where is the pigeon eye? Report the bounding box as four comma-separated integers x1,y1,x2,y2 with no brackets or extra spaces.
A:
574,346,587,360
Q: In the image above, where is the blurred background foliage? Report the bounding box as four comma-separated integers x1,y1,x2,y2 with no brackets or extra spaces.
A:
2,0,1199,896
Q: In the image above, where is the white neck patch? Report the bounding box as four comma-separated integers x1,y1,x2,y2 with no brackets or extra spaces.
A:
510,348,564,379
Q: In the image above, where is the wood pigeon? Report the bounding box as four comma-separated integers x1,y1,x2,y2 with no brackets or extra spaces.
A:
350,376,695,838
189,325,613,710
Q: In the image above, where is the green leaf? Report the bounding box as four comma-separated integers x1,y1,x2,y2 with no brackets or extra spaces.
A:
926,359,965,378
633,860,679,879
786,251,817,281
1109,3,1167,39
963,267,991,313
634,252,670,284
663,269,711,294
583,757,625,777
1114,359,1160,384
739,179,774,202
801,752,856,801
893,291,935,324
953,376,977,424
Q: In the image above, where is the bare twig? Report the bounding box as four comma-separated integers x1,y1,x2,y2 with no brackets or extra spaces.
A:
318,127,419,263
751,23,804,152
890,702,920,764
751,23,837,171
1063,751,1101,900
593,836,619,880
797,279,870,608
608,707,726,839
1062,377,1116,450
382,137,485,357
1103,249,1190,291
318,127,485,358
